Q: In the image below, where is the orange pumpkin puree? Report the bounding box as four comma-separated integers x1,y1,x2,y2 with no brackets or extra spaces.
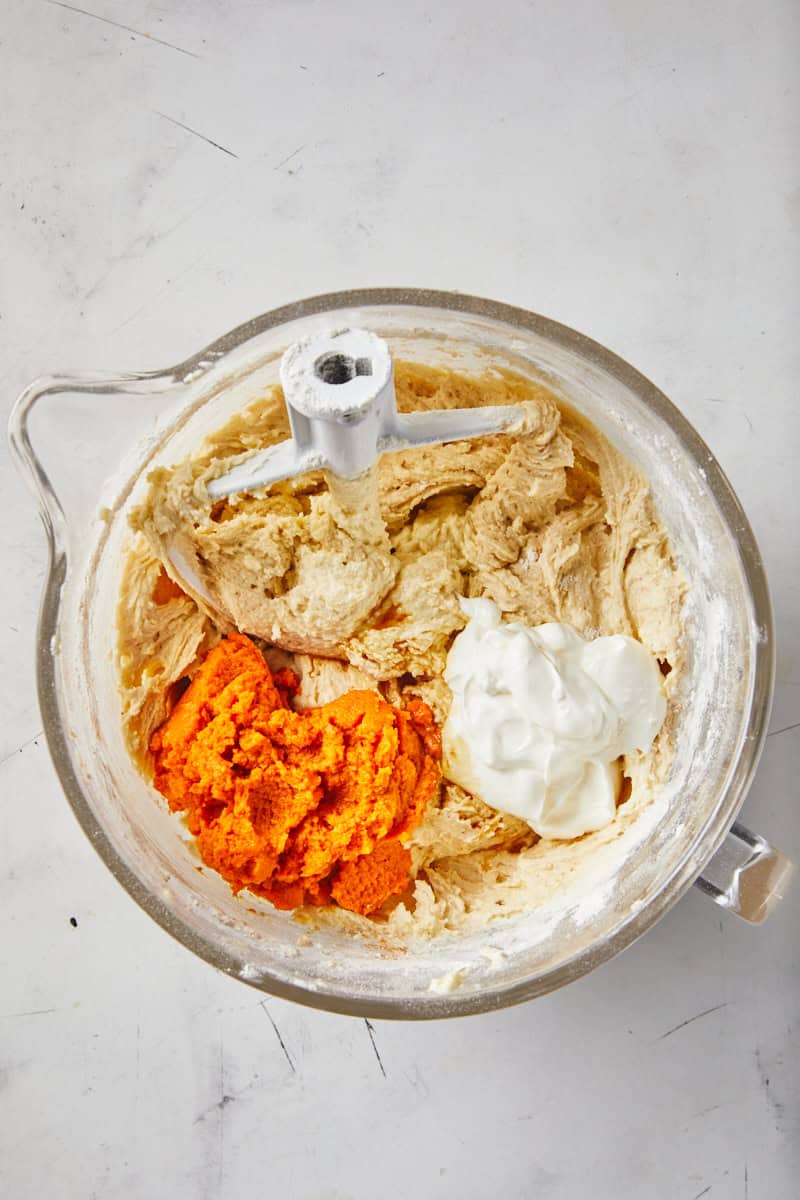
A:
150,632,441,916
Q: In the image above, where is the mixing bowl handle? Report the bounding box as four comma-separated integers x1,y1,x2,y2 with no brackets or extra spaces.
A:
7,369,187,546
694,821,796,924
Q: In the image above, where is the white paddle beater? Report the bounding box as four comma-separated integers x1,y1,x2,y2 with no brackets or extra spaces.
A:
207,328,522,498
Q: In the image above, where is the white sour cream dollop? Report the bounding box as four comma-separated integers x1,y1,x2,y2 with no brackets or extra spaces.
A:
443,599,667,840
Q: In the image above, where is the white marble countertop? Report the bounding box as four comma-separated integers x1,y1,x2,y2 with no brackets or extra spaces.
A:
1,2,798,1197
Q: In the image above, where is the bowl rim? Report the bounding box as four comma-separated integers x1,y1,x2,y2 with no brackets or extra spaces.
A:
16,287,775,1018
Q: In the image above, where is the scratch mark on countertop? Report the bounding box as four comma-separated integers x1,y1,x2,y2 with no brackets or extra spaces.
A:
692,1104,721,1120
154,112,238,158
106,252,209,336
1,1008,58,1018
657,1003,728,1041
768,720,800,738
260,1002,295,1073
755,1048,785,1130
0,1058,35,1096
744,1162,749,1199
46,1,200,57
364,1019,386,1077
0,730,44,769
216,1035,225,1194
194,1092,236,1124
693,1186,711,1200
91,198,214,307
274,145,305,171
404,1063,430,1099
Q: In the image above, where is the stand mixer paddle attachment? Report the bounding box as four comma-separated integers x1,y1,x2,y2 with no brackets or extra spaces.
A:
163,327,526,618
207,328,524,498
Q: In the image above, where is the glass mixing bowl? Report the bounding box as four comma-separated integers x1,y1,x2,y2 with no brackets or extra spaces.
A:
8,289,795,1017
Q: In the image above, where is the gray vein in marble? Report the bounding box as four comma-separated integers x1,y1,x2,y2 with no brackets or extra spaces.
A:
260,1002,295,1073
154,113,238,159
656,1003,729,1041
364,1019,386,1078
274,145,306,171
0,730,43,770
45,1,200,58
1,1008,58,1019
768,720,800,738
